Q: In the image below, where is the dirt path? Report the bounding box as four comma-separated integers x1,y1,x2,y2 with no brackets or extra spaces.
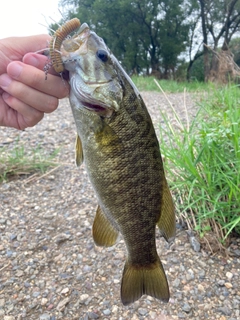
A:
0,93,239,320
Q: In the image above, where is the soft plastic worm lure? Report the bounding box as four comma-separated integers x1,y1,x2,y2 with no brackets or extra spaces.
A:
49,18,81,73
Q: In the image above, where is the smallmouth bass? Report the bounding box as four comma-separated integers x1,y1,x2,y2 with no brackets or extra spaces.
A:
51,19,175,305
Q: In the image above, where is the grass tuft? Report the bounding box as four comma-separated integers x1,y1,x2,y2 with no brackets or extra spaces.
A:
131,75,209,93
157,82,240,247
0,139,59,183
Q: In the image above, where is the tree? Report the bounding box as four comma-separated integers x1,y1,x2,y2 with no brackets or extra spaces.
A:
229,37,240,66
198,0,240,81
60,0,190,78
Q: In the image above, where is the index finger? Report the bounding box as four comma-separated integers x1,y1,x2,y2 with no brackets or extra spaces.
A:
23,52,58,76
7,60,69,99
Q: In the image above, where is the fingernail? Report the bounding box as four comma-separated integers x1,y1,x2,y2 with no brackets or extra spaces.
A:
8,62,23,78
24,54,39,67
0,74,12,88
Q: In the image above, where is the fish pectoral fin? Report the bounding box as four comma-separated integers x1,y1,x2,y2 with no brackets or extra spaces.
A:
92,205,119,247
157,176,176,242
95,121,123,153
75,134,84,166
121,258,170,306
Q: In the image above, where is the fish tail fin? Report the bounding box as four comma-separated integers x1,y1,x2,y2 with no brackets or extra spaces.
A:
121,258,169,306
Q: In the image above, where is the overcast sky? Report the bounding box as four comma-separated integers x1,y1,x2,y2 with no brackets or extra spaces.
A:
1,0,62,39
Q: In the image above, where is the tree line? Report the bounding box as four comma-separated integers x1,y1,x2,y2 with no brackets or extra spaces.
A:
58,0,240,81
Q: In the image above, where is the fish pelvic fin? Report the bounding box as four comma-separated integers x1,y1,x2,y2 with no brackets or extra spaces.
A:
75,134,83,166
121,258,170,306
157,176,176,242
92,205,119,247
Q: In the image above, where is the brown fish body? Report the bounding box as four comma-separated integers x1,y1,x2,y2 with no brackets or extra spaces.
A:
56,21,175,305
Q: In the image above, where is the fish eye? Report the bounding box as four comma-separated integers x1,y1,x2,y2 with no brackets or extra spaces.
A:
96,49,108,62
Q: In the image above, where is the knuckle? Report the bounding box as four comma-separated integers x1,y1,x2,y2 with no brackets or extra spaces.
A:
29,70,40,87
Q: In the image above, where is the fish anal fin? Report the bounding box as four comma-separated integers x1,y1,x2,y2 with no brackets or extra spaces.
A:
157,176,176,242
75,134,84,167
92,205,119,247
121,259,170,306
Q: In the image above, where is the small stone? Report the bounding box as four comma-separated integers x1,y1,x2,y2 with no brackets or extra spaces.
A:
59,273,72,279
47,304,54,310
16,270,24,277
198,284,205,291
226,272,233,280
32,291,40,298
56,297,70,311
6,250,13,257
39,314,51,320
83,265,91,272
178,312,186,319
112,305,118,313
173,278,180,287
189,236,201,252
149,311,157,319
0,299,5,307
218,306,232,316
218,280,225,286
186,269,195,281
38,280,45,289
53,233,70,244
80,294,89,303
10,234,17,241
199,270,205,278
203,304,212,310
233,249,240,256
103,309,111,316
224,282,233,289
23,281,31,289
41,298,48,306
182,302,192,313
138,308,148,316
87,312,99,319
113,279,120,284
61,287,69,295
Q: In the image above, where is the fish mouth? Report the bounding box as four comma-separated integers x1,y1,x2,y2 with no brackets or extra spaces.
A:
81,101,107,113
71,79,113,116
77,94,113,117
82,101,113,117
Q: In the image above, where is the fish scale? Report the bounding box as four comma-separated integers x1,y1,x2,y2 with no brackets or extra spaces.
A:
51,19,176,306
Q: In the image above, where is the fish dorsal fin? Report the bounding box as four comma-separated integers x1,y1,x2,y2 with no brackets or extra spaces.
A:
75,134,83,166
157,176,176,242
92,205,119,247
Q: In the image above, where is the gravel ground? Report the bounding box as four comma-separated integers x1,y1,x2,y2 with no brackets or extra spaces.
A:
0,92,239,320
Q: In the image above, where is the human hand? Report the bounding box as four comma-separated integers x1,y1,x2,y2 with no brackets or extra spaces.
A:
0,35,69,130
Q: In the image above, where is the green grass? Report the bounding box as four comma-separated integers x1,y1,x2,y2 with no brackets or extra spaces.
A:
157,82,240,244
131,75,209,92
0,139,59,183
